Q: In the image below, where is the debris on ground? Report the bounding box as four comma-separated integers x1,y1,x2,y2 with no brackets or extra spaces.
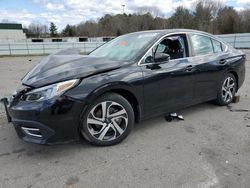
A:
233,94,240,103
227,105,249,112
165,113,184,122
244,114,250,120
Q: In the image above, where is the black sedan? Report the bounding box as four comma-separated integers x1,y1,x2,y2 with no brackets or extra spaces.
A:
2,29,245,146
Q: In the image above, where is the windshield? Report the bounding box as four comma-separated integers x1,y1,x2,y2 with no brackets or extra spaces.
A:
89,32,159,61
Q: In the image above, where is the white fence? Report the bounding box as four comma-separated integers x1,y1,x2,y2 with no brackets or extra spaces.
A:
0,42,105,56
217,33,250,49
0,33,249,56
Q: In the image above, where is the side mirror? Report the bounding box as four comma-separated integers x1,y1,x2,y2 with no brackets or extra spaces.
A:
154,53,170,64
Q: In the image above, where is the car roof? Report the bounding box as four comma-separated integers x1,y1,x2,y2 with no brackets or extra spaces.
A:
130,29,214,38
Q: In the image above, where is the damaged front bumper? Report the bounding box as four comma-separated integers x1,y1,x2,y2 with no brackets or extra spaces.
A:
1,92,85,145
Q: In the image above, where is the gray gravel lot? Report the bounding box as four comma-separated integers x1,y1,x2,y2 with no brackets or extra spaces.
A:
0,51,249,188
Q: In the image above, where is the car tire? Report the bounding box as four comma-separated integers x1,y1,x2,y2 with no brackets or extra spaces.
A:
81,93,135,146
215,73,237,106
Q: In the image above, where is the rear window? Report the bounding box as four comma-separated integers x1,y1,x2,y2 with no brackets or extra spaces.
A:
212,39,222,53
190,34,214,56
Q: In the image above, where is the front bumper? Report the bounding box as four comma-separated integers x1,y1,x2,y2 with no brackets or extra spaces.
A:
3,96,85,145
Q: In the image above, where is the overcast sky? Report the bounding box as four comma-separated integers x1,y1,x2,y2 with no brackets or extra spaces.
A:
0,0,249,30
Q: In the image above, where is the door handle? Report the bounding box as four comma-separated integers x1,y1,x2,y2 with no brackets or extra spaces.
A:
219,59,227,65
185,65,193,72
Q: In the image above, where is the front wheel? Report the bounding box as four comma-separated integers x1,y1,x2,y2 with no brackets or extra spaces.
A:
215,73,237,106
81,93,135,146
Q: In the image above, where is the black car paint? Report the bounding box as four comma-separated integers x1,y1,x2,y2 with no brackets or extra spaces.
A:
22,54,132,88
142,57,196,117
6,29,246,144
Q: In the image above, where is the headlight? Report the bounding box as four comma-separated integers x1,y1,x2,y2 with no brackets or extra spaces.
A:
22,79,79,102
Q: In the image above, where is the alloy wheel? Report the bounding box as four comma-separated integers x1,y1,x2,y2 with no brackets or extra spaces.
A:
87,101,128,141
221,76,236,103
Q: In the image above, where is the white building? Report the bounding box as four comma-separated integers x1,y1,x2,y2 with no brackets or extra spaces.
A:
0,23,26,42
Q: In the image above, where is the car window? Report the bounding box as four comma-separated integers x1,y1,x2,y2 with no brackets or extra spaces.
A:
190,34,213,56
89,32,159,61
155,43,166,53
142,34,187,64
212,39,222,53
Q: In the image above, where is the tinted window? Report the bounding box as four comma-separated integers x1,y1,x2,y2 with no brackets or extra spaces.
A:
190,34,213,56
212,39,222,53
155,43,166,53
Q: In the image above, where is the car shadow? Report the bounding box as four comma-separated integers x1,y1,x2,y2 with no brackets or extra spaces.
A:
134,102,221,131
4,102,225,159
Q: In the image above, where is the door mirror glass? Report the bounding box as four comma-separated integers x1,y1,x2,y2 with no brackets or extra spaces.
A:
144,55,154,64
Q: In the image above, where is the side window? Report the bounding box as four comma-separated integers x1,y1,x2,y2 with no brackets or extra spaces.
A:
143,34,187,64
190,34,213,56
155,43,167,54
211,39,222,53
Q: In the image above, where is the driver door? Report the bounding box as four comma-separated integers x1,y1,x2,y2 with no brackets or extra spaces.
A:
141,34,196,117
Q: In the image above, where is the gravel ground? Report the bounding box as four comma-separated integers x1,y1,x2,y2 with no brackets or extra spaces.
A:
0,51,249,188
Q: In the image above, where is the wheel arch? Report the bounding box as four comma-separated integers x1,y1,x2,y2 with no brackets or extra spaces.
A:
84,82,142,123
108,88,141,122
228,71,239,91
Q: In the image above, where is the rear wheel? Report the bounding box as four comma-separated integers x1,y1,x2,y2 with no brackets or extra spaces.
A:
215,73,237,106
81,93,134,146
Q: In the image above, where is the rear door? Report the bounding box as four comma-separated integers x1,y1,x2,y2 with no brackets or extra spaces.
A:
188,33,228,101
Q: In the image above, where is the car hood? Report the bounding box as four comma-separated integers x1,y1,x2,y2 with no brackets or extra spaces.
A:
22,49,129,88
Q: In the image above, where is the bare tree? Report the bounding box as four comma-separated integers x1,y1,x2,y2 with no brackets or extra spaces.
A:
77,20,99,37
193,0,223,33
42,24,49,36
41,2,250,38
28,21,44,38
239,8,250,33
168,6,195,29
216,6,240,34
